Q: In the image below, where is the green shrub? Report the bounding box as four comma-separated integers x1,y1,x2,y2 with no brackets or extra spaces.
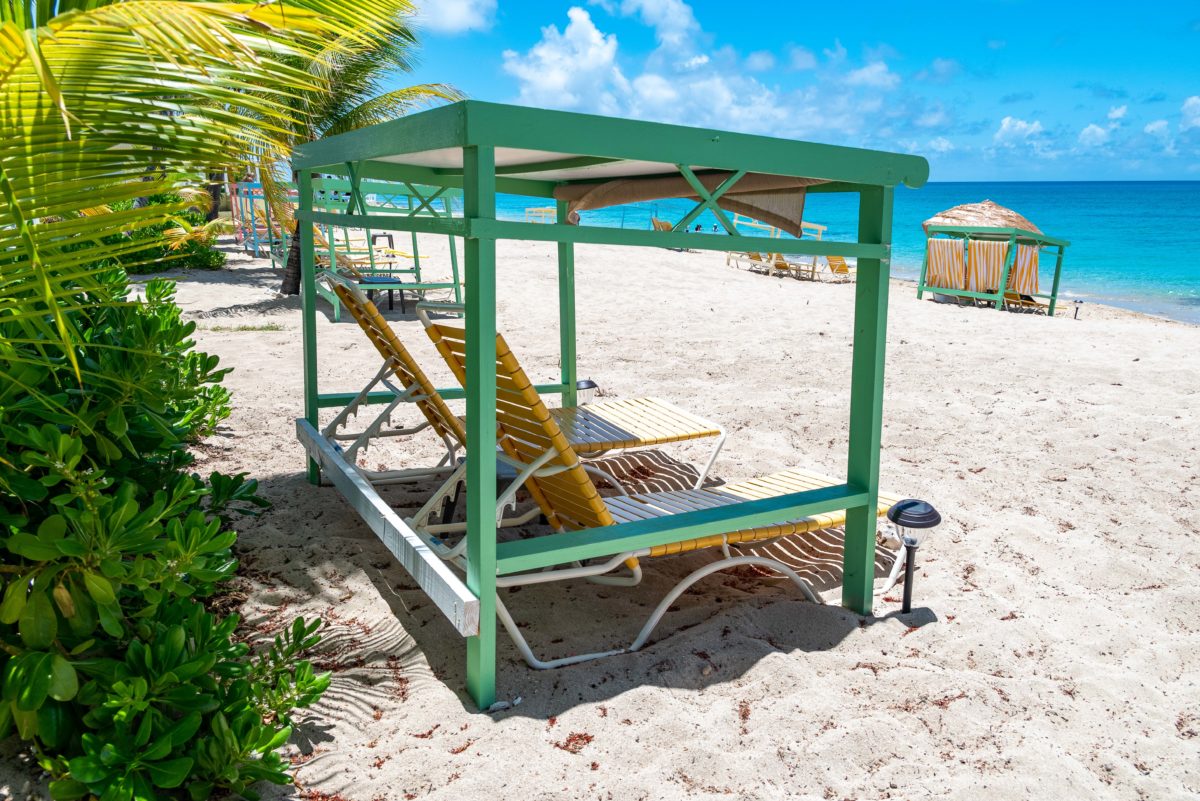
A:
0,272,325,800
103,195,227,274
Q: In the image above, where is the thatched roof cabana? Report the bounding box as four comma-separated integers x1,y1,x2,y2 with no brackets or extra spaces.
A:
918,198,1069,315
922,199,1041,235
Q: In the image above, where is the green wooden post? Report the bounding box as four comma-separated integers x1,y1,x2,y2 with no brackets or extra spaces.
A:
299,171,320,485
995,234,1017,310
445,196,462,305
1048,246,1064,316
556,200,578,406
463,145,498,709
916,240,929,300
843,185,893,615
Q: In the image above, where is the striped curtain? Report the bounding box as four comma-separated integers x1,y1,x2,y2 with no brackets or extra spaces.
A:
925,238,965,289
967,239,1009,293
1007,243,1040,295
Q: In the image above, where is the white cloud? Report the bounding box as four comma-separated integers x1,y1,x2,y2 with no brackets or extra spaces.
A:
1077,123,1109,148
614,0,699,47
823,39,847,62
745,50,775,71
680,53,709,69
787,46,816,70
916,106,948,128
844,61,899,89
1144,118,1178,155
1182,96,1200,131
1107,105,1127,121
414,0,496,34
928,136,955,154
502,8,625,112
917,57,960,82
994,116,1043,144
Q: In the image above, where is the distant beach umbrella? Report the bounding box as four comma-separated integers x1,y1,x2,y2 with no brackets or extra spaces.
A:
922,199,1042,235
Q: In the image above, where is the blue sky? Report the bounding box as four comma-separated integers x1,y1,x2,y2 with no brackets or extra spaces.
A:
404,1,1200,180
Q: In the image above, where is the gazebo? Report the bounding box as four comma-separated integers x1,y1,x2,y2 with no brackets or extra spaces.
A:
292,101,929,708
917,199,1070,314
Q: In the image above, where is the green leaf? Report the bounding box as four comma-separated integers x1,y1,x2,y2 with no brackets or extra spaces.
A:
48,656,78,701
83,572,116,606
19,590,58,649
105,405,128,439
12,706,38,739
0,577,28,624
145,757,193,789
14,652,53,711
68,754,110,784
49,779,90,801
7,532,61,561
37,514,67,541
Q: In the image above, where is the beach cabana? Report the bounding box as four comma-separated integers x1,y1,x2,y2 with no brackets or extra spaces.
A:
917,200,1069,314
292,100,929,708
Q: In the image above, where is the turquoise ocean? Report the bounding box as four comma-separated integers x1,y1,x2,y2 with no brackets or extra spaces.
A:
485,181,1200,324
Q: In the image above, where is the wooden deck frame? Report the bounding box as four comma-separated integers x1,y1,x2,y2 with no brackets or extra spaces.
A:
294,100,929,708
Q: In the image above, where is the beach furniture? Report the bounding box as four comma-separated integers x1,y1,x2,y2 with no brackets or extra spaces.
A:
525,206,556,223
293,100,929,707
819,255,856,282
320,274,727,489
917,200,1069,314
414,312,902,668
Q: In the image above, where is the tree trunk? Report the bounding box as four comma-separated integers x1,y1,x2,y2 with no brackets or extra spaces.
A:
280,227,302,295
205,171,223,222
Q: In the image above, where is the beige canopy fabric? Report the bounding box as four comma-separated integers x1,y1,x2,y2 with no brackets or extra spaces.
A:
923,199,1042,236
552,171,827,237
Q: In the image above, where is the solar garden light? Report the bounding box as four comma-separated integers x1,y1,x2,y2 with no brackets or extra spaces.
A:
576,379,599,404
886,499,941,614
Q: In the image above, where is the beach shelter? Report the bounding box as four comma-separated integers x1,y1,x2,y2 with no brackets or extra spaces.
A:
917,199,1070,314
292,101,929,708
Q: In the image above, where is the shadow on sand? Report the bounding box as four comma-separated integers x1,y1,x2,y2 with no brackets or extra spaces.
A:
231,446,933,723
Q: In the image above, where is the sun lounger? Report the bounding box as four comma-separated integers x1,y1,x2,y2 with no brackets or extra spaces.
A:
418,317,901,668
321,277,728,492
821,255,856,282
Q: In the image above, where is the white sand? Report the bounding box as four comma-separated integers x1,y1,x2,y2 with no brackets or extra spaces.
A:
5,237,1198,800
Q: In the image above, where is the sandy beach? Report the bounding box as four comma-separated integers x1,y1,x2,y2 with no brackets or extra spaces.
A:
6,235,1198,800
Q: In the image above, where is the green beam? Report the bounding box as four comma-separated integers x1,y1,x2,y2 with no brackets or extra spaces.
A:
337,160,559,199
463,145,498,710
1048,246,1065,316
314,383,570,409
674,165,743,234
496,155,620,175
298,171,320,484
460,101,929,187
926,225,1070,247
556,200,578,407
469,219,888,258
293,103,468,170
297,209,465,237
843,185,893,615
496,485,870,574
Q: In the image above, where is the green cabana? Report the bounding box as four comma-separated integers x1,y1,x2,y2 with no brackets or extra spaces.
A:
292,100,929,708
917,200,1070,314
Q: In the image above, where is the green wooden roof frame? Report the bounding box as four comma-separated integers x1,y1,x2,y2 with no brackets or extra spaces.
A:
293,100,929,708
917,225,1071,314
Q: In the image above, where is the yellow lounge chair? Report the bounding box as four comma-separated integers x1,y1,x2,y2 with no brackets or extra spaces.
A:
322,276,728,491
420,317,901,668
726,250,770,271
820,255,856,282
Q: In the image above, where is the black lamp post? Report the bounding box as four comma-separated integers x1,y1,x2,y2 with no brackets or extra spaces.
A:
886,499,941,614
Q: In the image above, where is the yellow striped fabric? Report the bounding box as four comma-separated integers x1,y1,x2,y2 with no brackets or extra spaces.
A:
925,238,965,289
967,239,1009,293
1007,243,1040,295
